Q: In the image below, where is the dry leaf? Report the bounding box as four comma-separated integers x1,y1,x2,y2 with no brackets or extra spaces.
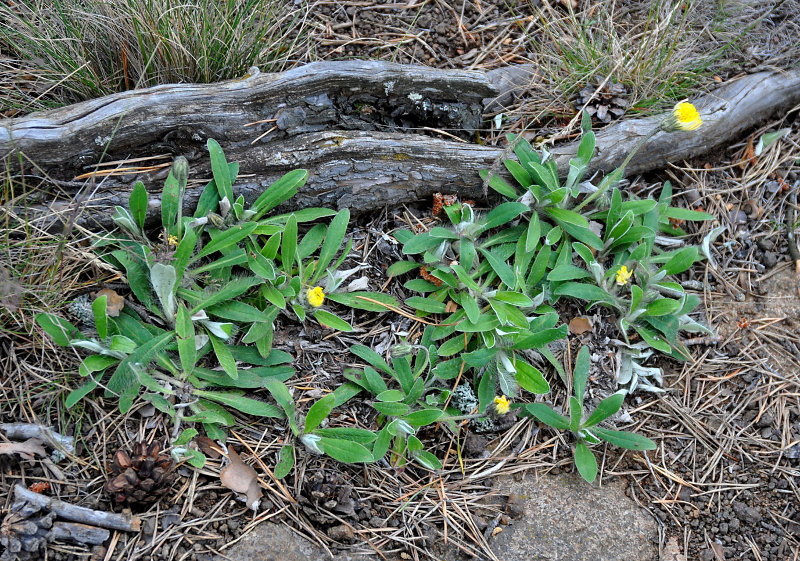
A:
568,316,593,335
0,438,47,459
196,436,223,459
220,445,262,511
96,288,125,317
491,526,503,537
445,300,458,313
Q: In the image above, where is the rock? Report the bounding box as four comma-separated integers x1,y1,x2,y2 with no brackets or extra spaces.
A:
217,522,378,561
487,473,658,561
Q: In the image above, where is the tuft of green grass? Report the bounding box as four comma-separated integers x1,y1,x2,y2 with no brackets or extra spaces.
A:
518,0,713,115
0,0,313,116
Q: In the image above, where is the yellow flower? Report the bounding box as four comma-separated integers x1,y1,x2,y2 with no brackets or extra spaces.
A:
662,101,702,132
493,395,511,415
615,265,633,286
306,286,325,307
166,234,179,246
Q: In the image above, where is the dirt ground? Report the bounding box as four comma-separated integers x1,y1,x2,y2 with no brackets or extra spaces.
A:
2,1,800,561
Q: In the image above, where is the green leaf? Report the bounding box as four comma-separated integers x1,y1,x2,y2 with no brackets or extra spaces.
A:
660,246,699,276
387,261,422,276
313,427,377,444
525,213,541,253
574,440,597,482
514,359,550,394
193,390,283,417
573,346,590,405
129,181,148,232
173,428,198,446
313,208,350,284
554,282,615,306
406,296,447,314
206,301,273,323
209,334,237,380
547,264,592,282
411,449,442,471
161,169,181,234
305,393,336,433
643,298,681,317
192,222,259,262
632,324,672,354
523,403,570,430
350,344,393,375
107,331,174,397
376,389,406,402
281,213,298,269
480,169,518,198
66,377,100,408
274,445,295,479
402,409,444,426
317,437,374,463
325,291,400,312
79,355,119,377
173,227,198,282
250,169,308,220
36,313,82,346
313,309,353,332
207,139,233,203
593,427,657,450
584,391,625,427
460,292,480,323
479,248,515,288
194,178,221,218
188,276,261,313
176,304,195,376
504,158,532,188
663,207,715,221
373,401,411,416
478,202,529,233
191,248,247,275
92,295,108,340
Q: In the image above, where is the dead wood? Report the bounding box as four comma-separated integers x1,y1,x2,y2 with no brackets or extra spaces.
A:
1,62,798,230
12,484,141,532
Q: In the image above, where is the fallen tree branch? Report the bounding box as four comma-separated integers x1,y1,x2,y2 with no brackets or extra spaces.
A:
12,484,140,532
1,63,798,230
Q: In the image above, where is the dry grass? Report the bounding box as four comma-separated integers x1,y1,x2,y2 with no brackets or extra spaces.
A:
0,0,314,116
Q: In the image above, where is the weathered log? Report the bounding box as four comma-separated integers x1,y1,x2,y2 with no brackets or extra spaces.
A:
2,63,799,231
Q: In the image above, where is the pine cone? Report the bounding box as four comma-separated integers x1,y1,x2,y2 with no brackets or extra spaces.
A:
104,441,176,507
575,79,629,123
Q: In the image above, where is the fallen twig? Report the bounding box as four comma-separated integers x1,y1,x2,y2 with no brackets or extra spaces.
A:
13,484,141,532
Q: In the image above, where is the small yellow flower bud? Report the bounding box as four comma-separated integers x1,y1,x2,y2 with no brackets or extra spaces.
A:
307,286,325,307
615,265,633,286
493,395,511,415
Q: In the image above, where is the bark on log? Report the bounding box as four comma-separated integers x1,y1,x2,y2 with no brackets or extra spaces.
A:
1,62,798,231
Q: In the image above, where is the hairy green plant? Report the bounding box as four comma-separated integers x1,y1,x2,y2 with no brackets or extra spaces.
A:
522,346,656,483
34,138,362,450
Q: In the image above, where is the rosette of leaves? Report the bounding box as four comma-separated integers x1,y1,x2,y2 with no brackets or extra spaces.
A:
36,140,311,439
390,200,567,410
480,112,605,253
552,182,713,362
241,204,398,337
522,346,656,483
342,334,451,470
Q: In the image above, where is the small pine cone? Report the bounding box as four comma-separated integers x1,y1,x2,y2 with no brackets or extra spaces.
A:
104,441,177,507
575,78,629,123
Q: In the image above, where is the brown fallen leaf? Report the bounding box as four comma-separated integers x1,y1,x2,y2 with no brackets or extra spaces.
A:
568,316,593,335
196,436,223,459
0,438,47,459
220,445,262,511
96,288,125,317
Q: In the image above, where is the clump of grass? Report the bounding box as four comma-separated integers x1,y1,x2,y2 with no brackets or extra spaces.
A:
0,0,313,116
516,0,715,117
